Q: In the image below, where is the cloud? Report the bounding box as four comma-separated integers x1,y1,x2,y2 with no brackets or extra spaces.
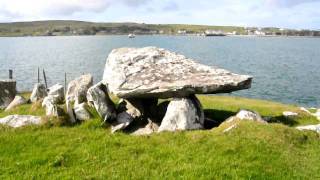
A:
0,0,150,21
265,0,320,7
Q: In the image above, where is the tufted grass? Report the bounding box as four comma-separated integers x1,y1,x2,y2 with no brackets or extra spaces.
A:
0,93,320,179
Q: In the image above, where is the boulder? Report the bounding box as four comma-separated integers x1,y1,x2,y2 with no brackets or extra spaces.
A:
74,103,91,121
5,95,27,111
158,95,204,132
30,83,47,103
296,124,320,134
0,115,42,128
87,82,116,122
102,47,252,99
66,74,93,105
0,80,16,109
226,110,266,123
42,96,64,116
111,111,134,133
48,84,64,104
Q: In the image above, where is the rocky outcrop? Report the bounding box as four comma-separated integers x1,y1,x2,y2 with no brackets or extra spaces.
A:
87,82,116,122
74,103,91,121
5,95,27,111
102,47,252,99
158,95,204,132
0,115,42,128
48,84,64,104
66,74,93,106
30,83,47,103
0,80,16,109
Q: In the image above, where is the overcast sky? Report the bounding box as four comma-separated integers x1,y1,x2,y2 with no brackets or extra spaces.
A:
0,0,319,29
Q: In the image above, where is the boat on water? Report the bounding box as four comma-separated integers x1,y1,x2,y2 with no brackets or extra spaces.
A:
204,30,226,37
128,34,135,38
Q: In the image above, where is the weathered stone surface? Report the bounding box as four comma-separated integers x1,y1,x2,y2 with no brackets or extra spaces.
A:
66,74,93,105
296,124,320,134
5,95,27,111
42,96,64,116
0,115,42,128
226,110,266,123
111,112,134,133
158,95,204,132
103,47,252,98
0,80,16,109
66,101,76,123
48,84,64,104
30,83,47,103
117,98,145,119
131,119,159,136
282,111,298,118
87,82,116,122
74,103,91,121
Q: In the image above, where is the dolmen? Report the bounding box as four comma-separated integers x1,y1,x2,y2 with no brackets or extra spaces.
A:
97,47,252,134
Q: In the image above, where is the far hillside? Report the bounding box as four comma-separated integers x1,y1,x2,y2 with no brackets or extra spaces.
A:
0,20,319,37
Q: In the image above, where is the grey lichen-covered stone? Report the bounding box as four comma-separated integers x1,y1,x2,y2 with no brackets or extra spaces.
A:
66,74,93,105
103,47,252,98
158,95,204,132
225,110,266,123
111,111,134,133
48,83,65,104
0,80,16,109
0,115,42,128
74,103,91,121
42,96,64,116
30,83,47,103
87,82,116,122
131,119,159,136
5,95,27,112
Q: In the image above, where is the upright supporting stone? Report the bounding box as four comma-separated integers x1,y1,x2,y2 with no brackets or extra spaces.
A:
0,80,16,109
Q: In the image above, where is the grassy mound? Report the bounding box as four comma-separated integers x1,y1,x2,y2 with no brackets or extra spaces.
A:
0,94,319,179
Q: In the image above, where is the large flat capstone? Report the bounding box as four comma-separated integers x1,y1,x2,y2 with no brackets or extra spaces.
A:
103,47,252,98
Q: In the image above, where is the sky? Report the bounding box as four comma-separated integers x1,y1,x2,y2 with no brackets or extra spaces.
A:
0,0,319,29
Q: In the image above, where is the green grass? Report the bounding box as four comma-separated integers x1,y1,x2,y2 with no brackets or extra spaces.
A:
0,94,320,179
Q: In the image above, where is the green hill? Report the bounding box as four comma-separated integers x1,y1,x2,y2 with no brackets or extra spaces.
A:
1,94,320,179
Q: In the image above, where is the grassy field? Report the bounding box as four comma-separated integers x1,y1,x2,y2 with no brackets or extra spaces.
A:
0,94,319,179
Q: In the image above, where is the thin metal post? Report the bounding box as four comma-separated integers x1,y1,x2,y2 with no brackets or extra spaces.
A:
9,69,13,79
37,67,40,83
43,69,48,89
64,72,67,94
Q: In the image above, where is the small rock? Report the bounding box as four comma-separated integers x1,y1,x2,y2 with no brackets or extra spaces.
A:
158,95,204,132
74,103,91,121
117,98,145,119
296,124,320,133
0,115,42,128
87,82,116,122
132,120,159,136
111,112,134,133
30,83,47,103
226,110,266,123
283,111,298,117
47,84,64,104
5,95,27,111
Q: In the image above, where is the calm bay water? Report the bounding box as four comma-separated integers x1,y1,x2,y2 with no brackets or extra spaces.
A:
0,35,319,107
